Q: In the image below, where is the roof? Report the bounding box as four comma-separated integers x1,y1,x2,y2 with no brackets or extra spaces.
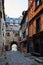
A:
6,17,22,24
20,10,28,26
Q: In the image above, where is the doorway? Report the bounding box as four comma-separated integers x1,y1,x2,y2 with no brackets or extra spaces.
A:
12,44,17,51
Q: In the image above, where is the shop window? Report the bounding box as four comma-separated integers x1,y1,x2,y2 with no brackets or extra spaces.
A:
36,17,40,33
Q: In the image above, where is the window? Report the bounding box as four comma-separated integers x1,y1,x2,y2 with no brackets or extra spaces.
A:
36,18,40,33
26,28,28,36
36,0,41,7
23,31,26,38
23,42,27,48
6,32,10,36
3,32,4,36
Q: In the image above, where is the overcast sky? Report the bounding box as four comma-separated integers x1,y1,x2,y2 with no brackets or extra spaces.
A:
4,0,28,18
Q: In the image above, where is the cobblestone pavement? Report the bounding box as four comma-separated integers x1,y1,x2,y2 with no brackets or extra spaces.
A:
0,51,43,65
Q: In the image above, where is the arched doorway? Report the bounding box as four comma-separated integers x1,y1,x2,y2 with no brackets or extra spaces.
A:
10,41,18,51
12,44,17,51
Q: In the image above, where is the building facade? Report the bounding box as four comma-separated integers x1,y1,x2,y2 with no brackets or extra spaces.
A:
28,0,43,56
5,20,20,51
19,11,28,53
0,0,6,56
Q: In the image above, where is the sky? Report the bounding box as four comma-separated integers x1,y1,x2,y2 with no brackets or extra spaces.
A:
4,0,28,18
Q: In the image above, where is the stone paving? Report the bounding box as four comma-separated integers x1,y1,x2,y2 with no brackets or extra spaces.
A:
0,51,43,65
0,54,5,65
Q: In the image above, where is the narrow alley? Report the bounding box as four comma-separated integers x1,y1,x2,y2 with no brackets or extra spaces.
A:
0,0,43,65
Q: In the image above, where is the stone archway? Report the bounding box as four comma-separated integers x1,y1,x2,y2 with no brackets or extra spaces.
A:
9,41,18,50
12,44,17,51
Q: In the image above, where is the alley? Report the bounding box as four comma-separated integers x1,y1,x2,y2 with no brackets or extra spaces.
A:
4,51,40,65
0,0,43,65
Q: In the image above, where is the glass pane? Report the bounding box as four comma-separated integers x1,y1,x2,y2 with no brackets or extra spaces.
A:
37,0,40,6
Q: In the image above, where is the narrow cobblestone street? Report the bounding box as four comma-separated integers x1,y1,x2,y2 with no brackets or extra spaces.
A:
0,51,43,65
0,0,43,65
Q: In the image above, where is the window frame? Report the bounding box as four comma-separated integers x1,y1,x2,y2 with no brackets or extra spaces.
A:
36,17,40,33
35,0,41,10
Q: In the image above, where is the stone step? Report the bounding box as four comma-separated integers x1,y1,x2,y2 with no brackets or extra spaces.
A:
39,57,43,60
34,57,43,63
24,53,31,57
